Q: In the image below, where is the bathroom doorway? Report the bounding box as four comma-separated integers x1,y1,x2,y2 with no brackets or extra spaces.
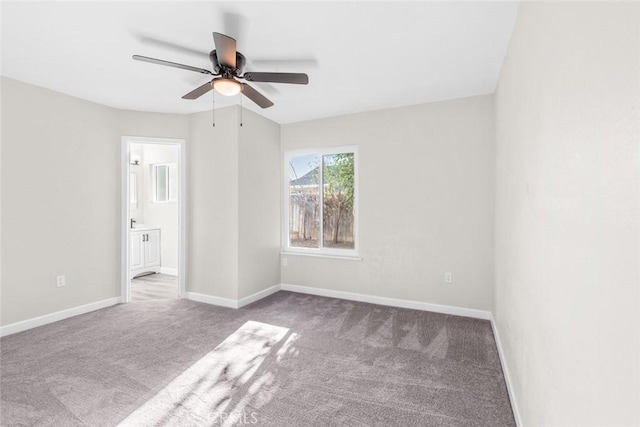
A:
121,136,186,302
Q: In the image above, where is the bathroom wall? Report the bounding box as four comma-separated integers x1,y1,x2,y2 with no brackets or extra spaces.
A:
141,143,179,272
129,143,144,223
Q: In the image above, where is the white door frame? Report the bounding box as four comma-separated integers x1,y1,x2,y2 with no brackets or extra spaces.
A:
121,136,187,302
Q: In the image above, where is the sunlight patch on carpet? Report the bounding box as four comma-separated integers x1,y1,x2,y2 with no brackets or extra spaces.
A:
118,321,289,427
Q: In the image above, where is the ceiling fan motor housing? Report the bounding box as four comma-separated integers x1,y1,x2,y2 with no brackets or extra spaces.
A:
210,50,246,75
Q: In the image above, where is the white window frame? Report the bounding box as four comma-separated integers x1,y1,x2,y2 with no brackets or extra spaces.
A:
283,146,359,258
152,163,178,203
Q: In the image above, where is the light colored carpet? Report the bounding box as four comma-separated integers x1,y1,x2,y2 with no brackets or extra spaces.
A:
0,292,515,426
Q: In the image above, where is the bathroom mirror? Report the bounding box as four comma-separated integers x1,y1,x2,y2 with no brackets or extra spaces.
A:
130,173,137,206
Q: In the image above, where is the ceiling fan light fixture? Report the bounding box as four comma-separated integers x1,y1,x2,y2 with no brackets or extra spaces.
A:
213,78,242,96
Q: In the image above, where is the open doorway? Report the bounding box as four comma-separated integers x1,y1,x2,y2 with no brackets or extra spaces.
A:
121,136,186,302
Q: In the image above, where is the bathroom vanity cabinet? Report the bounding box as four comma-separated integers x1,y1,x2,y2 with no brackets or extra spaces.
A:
130,228,161,278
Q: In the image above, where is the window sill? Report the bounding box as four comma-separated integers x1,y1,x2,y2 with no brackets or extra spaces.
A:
280,251,363,261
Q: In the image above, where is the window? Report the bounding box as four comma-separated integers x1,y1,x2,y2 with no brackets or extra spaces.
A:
153,163,178,202
284,146,358,256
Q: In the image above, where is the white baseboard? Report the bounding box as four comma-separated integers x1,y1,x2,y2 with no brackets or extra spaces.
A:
187,284,491,321
185,285,281,310
185,292,238,309
160,267,178,276
279,283,492,320
490,316,523,427
238,285,281,308
0,297,121,338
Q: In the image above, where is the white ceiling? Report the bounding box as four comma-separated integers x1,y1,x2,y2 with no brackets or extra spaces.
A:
1,1,519,124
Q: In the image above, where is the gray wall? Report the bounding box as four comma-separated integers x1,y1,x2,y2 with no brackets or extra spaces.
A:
1,77,120,325
187,107,281,300
281,95,496,311
0,80,281,324
1,79,495,323
238,109,281,299
118,110,188,140
187,107,239,300
494,3,640,425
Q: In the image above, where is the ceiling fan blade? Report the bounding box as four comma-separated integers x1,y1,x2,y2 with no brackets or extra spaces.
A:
212,32,237,69
241,83,274,109
242,72,309,85
182,81,214,100
132,55,213,75
135,34,209,60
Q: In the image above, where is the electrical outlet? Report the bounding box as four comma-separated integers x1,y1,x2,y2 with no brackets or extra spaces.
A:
282,257,288,267
444,272,453,284
56,275,66,287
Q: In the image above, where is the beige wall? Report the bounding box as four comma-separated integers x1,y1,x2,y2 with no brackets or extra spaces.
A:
1,77,120,324
281,95,496,311
0,80,191,326
187,107,281,301
0,77,3,325
118,110,188,140
0,79,282,323
238,109,281,299
187,107,239,300
494,3,640,425
1,80,496,323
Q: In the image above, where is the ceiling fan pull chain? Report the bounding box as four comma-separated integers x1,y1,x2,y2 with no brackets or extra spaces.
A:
212,90,216,127
239,93,243,127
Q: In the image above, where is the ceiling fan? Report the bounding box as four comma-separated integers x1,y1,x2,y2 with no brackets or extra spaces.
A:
133,32,309,109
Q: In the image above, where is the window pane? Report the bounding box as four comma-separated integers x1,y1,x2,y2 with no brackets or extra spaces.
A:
289,154,320,248
322,153,355,249
156,165,167,202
